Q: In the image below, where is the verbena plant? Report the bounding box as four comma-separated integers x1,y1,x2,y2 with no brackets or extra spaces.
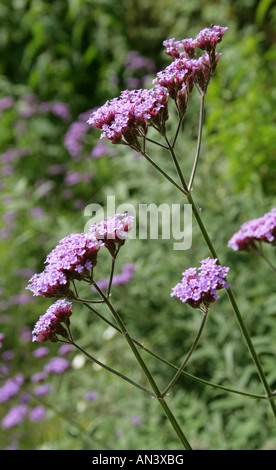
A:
24,25,276,450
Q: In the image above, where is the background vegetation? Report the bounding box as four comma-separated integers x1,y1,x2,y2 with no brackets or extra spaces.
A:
0,0,276,450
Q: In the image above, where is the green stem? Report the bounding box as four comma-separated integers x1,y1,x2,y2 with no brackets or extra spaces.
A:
80,301,266,400
92,281,193,450
142,122,276,417
255,243,276,273
161,310,208,397
141,150,188,196
69,339,155,397
188,93,205,191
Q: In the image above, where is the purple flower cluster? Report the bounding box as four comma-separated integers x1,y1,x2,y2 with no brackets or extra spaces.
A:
228,208,276,251
154,25,227,113
88,25,227,148
32,299,73,343
0,374,24,403
171,257,230,309
87,86,169,149
64,121,90,160
26,233,103,297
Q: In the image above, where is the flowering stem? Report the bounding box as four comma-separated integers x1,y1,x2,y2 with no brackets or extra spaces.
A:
140,115,276,417
163,144,276,418
92,281,193,449
160,310,208,397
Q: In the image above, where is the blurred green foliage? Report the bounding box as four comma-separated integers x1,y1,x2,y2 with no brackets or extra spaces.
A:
0,0,276,450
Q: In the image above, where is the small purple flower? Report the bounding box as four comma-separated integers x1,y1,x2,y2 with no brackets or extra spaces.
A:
171,257,230,309
228,208,276,251
44,357,70,374
0,375,24,403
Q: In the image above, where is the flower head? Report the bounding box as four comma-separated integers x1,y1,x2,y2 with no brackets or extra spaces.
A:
194,25,228,53
32,300,73,342
89,213,134,257
228,208,276,251
87,86,169,149
26,233,102,297
171,257,230,309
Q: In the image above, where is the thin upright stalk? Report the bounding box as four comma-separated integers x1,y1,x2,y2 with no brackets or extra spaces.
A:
92,281,193,450
161,310,208,397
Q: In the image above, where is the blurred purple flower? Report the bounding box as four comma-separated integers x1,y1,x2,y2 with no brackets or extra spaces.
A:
131,414,141,426
2,404,28,429
31,206,45,219
58,344,73,355
171,257,230,309
47,164,67,175
44,357,70,374
64,171,92,186
29,405,46,422
31,371,48,383
51,102,71,121
85,391,98,401
0,374,24,403
94,263,136,291
91,141,111,159
0,96,14,111
34,384,52,397
64,121,89,160
33,346,50,358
